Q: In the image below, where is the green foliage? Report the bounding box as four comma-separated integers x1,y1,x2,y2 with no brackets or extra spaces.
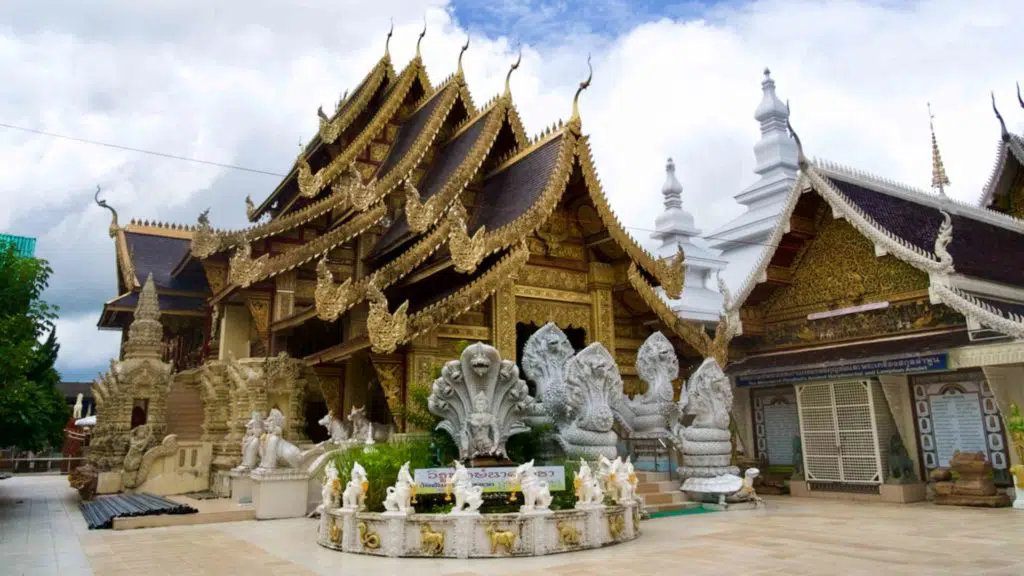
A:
0,245,67,451
505,423,555,464
328,437,436,512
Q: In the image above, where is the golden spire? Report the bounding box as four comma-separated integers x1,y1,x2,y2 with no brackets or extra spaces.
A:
384,18,394,57
503,45,521,98
457,35,470,76
415,17,427,59
928,102,950,198
569,54,592,127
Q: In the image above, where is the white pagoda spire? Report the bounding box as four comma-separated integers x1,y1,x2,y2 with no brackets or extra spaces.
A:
652,158,700,253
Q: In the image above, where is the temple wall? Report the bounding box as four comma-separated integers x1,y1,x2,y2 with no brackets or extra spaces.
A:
219,304,251,359
982,364,1024,467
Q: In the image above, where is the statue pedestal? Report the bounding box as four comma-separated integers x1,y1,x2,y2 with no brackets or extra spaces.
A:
96,471,123,495
251,468,309,519
229,468,253,504
1014,486,1024,510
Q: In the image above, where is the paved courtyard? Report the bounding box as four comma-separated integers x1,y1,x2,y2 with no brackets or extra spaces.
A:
2,475,1023,575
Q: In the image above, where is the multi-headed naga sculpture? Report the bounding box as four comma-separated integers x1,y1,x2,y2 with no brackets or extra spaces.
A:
557,343,627,460
676,358,738,480
623,331,679,439
427,343,534,461
520,323,575,426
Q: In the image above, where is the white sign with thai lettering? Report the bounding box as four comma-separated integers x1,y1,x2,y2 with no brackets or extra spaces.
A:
413,466,566,494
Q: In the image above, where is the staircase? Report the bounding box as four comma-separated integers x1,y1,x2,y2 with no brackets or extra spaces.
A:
634,471,698,515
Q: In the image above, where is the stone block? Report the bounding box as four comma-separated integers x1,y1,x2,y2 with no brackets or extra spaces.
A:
97,471,123,494
880,482,926,503
251,468,309,519
230,470,253,504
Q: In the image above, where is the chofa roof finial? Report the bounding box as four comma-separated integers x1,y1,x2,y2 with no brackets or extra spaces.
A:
93,185,120,239
384,18,394,57
569,53,593,126
928,102,950,199
415,16,427,59
784,100,807,168
503,44,522,98
992,91,1009,141
1018,81,1023,110
457,35,470,76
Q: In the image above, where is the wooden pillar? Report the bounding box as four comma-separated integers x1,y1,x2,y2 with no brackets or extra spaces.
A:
491,283,517,361
588,262,616,354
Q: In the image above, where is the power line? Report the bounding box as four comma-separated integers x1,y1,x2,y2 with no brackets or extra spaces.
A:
0,122,286,177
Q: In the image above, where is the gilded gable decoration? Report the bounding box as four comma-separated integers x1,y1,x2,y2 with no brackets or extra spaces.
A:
317,59,388,145
367,281,409,354
315,259,356,322
245,195,257,222
404,180,436,233
448,201,487,273
229,244,268,289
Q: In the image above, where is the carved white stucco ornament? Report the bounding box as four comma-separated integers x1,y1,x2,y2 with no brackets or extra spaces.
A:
573,458,604,508
428,342,534,461
521,323,575,425
446,461,483,514
258,408,302,470
382,461,416,514
237,410,265,471
317,461,341,515
682,467,762,506
511,459,552,513
556,343,627,459
622,331,679,439
676,358,739,481
343,462,368,510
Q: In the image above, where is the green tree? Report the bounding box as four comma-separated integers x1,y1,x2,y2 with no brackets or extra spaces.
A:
0,244,67,451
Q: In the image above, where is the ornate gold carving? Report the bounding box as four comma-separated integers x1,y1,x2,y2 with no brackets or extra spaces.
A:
329,518,342,544
577,136,685,296
404,179,436,233
653,247,685,300
517,299,591,336
607,513,625,540
513,285,592,304
358,522,381,550
485,524,517,555
536,211,572,255
367,281,409,354
1006,164,1024,219
405,244,531,343
762,211,930,321
246,295,271,354
448,201,487,273
229,244,268,289
371,360,404,428
318,59,389,145
492,282,517,361
314,259,356,321
588,261,616,288
519,265,588,292
436,324,490,340
297,59,421,198
590,287,615,353
94,186,120,238
556,520,582,547
191,210,219,259
419,523,445,555
627,262,710,357
202,261,227,296
245,195,257,222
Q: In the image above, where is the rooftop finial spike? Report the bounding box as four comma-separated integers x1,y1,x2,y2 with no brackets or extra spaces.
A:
992,91,1009,141
1017,81,1023,111
503,44,522,98
569,53,593,125
928,102,950,199
415,16,427,59
385,18,394,57
785,100,806,168
457,34,470,75
93,185,120,238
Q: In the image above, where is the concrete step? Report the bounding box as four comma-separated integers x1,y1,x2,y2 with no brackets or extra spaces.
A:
639,491,687,506
636,480,678,495
644,501,701,515
634,471,670,483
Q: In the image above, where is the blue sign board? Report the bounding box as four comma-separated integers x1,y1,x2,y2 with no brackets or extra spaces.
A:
734,353,949,388
0,234,36,257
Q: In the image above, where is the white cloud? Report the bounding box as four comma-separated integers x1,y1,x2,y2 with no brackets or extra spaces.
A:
53,312,123,378
2,0,1022,376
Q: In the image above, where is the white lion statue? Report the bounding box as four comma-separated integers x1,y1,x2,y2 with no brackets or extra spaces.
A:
446,461,483,514
383,461,416,514
573,458,604,508
511,459,552,513
342,462,368,510
257,408,301,470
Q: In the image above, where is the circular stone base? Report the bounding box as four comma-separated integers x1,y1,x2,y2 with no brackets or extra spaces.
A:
317,503,640,558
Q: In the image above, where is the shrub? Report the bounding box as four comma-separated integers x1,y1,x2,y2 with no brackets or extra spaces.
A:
328,437,434,512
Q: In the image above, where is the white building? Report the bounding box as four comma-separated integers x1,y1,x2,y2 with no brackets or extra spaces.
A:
705,68,799,292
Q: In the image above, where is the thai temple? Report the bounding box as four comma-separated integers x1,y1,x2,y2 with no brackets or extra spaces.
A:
661,69,1024,502
76,23,1024,527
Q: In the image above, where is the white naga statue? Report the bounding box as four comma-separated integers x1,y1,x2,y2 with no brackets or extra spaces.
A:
238,410,265,470
258,408,302,470
521,323,575,426
383,461,416,514
342,462,368,510
428,342,534,461
511,459,552,513
318,410,349,445
676,358,739,482
624,332,680,439
446,461,483,514
317,461,342,515
573,458,604,508
559,343,628,459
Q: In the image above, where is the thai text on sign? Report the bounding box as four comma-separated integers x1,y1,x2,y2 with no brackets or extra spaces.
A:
413,466,566,494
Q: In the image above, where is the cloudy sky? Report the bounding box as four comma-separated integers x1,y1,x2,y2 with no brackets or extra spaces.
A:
1,0,1021,381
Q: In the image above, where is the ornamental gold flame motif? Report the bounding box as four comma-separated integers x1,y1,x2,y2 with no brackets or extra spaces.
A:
349,169,378,212
191,209,219,259
229,243,268,288
404,180,436,233
296,153,325,198
657,246,685,299
366,281,409,354
318,106,342,144
315,258,358,321
448,202,486,273
244,195,257,222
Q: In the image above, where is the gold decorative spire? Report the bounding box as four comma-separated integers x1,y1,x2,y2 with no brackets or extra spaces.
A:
503,45,521,98
928,102,950,198
568,54,592,128
385,18,394,57
992,92,1009,141
457,35,470,76
415,17,427,59
93,185,120,238
124,274,164,360
785,100,807,168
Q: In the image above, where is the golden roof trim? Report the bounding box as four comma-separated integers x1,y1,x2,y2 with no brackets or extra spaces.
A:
123,220,195,239
317,56,391,145
404,242,531,343
577,136,684,298
227,202,386,289
626,262,708,357
114,229,140,291
296,57,424,199
314,217,452,322
367,280,409,354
